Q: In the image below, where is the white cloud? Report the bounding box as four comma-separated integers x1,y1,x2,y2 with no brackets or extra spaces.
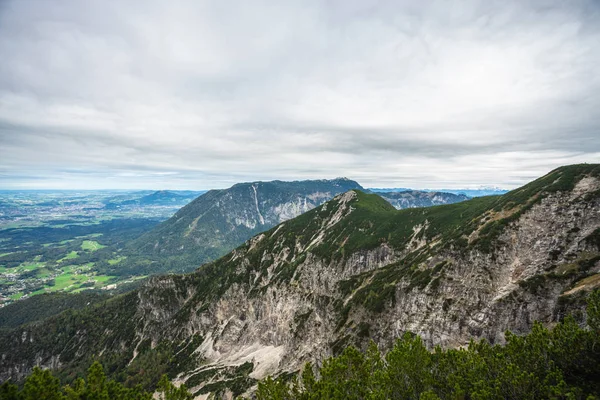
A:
0,0,599,189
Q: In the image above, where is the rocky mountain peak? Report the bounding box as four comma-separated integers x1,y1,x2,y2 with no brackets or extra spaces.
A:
127,179,366,274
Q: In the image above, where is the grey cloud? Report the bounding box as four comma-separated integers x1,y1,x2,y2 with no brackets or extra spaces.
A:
0,0,599,190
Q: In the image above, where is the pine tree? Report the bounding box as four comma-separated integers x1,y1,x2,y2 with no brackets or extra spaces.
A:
156,374,193,400
0,381,21,400
22,367,64,400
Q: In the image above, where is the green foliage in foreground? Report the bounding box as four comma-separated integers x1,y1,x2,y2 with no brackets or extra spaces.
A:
0,361,192,400
257,290,600,400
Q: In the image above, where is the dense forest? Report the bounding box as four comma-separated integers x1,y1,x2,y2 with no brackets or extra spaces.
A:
256,290,600,400
0,292,108,329
0,362,192,400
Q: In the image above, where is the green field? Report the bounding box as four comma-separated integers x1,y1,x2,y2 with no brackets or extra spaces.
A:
38,271,114,294
62,251,79,260
36,268,52,278
107,256,126,265
20,262,44,271
81,240,106,251
50,273,89,291
93,275,115,284
1,249,120,303
60,263,94,273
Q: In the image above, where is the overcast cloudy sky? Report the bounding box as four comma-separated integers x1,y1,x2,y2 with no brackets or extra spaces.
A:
0,0,599,190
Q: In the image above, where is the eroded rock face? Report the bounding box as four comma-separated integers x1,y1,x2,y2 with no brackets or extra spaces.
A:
161,178,600,395
373,188,600,350
1,170,599,399
129,178,366,273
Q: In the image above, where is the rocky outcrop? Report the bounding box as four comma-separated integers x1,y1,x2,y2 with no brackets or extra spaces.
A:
128,178,365,274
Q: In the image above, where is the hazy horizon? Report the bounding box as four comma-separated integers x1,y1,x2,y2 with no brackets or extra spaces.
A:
0,179,511,192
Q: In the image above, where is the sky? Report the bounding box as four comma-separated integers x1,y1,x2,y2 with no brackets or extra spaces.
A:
0,0,599,190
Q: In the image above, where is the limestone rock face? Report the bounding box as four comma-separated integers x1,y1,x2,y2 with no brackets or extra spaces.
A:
128,178,365,272
127,178,470,275
165,178,599,393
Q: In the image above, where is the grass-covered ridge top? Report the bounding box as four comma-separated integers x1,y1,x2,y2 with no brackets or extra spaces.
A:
491,163,600,209
347,189,398,213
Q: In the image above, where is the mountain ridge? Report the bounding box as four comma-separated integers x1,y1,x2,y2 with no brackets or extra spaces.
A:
124,177,469,275
1,164,599,399
366,190,469,210
126,178,366,273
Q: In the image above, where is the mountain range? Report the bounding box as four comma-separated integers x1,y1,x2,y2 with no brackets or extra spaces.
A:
1,164,599,398
376,190,468,209
125,178,365,272
369,187,509,197
122,179,469,274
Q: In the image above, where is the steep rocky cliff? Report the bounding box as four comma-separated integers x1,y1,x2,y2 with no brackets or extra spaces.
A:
127,178,364,272
1,165,599,399
126,178,469,275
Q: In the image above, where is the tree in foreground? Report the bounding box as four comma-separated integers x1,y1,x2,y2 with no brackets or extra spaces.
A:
0,361,192,400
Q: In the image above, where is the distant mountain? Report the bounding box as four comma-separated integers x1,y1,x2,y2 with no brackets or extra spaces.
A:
376,190,468,209
369,187,508,197
127,181,472,273
438,188,508,197
368,187,412,193
101,191,154,206
126,178,364,271
137,190,204,205
118,182,470,275
103,190,206,209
